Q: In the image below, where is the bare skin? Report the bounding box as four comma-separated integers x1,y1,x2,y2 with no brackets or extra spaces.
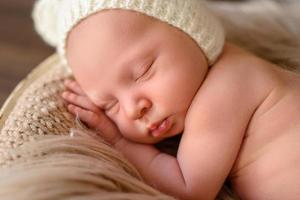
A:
62,10,300,200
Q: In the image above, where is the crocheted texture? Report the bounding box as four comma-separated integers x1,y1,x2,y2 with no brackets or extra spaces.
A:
0,54,237,200
0,55,77,167
0,55,179,200
32,0,225,65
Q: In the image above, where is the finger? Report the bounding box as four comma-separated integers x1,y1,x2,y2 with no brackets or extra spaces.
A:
68,105,121,144
62,91,99,112
64,79,86,95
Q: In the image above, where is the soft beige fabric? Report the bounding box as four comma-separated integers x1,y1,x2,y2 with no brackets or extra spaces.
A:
0,55,74,166
0,130,176,200
0,55,237,200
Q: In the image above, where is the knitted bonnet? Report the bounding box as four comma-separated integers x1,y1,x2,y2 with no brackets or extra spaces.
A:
32,0,225,65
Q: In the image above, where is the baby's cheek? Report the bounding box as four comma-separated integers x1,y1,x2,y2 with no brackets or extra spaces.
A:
122,125,137,137
114,118,133,135
116,120,143,140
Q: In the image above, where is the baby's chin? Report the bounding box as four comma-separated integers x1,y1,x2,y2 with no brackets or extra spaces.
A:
125,135,165,144
126,130,183,145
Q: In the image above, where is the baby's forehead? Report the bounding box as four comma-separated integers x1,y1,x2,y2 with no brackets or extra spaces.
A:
77,10,159,39
68,10,169,66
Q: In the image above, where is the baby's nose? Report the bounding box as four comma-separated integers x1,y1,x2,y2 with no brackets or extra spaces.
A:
126,98,152,120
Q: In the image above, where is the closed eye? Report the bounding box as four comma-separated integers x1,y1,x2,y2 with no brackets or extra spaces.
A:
135,60,154,81
136,61,154,81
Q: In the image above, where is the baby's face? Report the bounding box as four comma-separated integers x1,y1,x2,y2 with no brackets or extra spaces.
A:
67,10,208,144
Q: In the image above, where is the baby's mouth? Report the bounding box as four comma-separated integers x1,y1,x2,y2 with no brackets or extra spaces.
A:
148,117,172,138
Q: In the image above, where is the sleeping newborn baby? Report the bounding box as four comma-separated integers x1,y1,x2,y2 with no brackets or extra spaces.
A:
33,0,300,199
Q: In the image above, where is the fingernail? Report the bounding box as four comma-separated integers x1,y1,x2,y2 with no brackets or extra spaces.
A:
68,104,74,110
64,79,71,85
62,91,68,98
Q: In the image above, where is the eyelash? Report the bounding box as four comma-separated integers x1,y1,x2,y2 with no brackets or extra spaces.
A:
136,61,154,81
105,61,154,112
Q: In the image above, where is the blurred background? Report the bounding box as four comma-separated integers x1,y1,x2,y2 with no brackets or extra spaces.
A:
0,0,54,107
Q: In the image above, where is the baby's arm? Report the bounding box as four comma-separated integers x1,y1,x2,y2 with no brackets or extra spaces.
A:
114,64,259,199
62,80,188,193
62,80,189,197
63,63,259,200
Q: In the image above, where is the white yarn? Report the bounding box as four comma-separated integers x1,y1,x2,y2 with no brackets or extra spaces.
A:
32,0,225,65
32,0,61,47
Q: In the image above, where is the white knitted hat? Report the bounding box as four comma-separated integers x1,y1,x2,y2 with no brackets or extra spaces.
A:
32,0,225,65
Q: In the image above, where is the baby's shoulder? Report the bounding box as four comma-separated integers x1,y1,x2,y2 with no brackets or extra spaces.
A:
200,42,289,118
206,43,281,97
210,43,265,78
204,43,268,93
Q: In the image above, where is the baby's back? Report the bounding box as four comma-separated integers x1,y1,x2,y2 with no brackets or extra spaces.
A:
223,45,300,200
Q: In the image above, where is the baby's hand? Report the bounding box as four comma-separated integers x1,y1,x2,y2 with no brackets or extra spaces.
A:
62,79,122,145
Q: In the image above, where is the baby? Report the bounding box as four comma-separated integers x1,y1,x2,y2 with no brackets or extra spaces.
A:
33,0,300,199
